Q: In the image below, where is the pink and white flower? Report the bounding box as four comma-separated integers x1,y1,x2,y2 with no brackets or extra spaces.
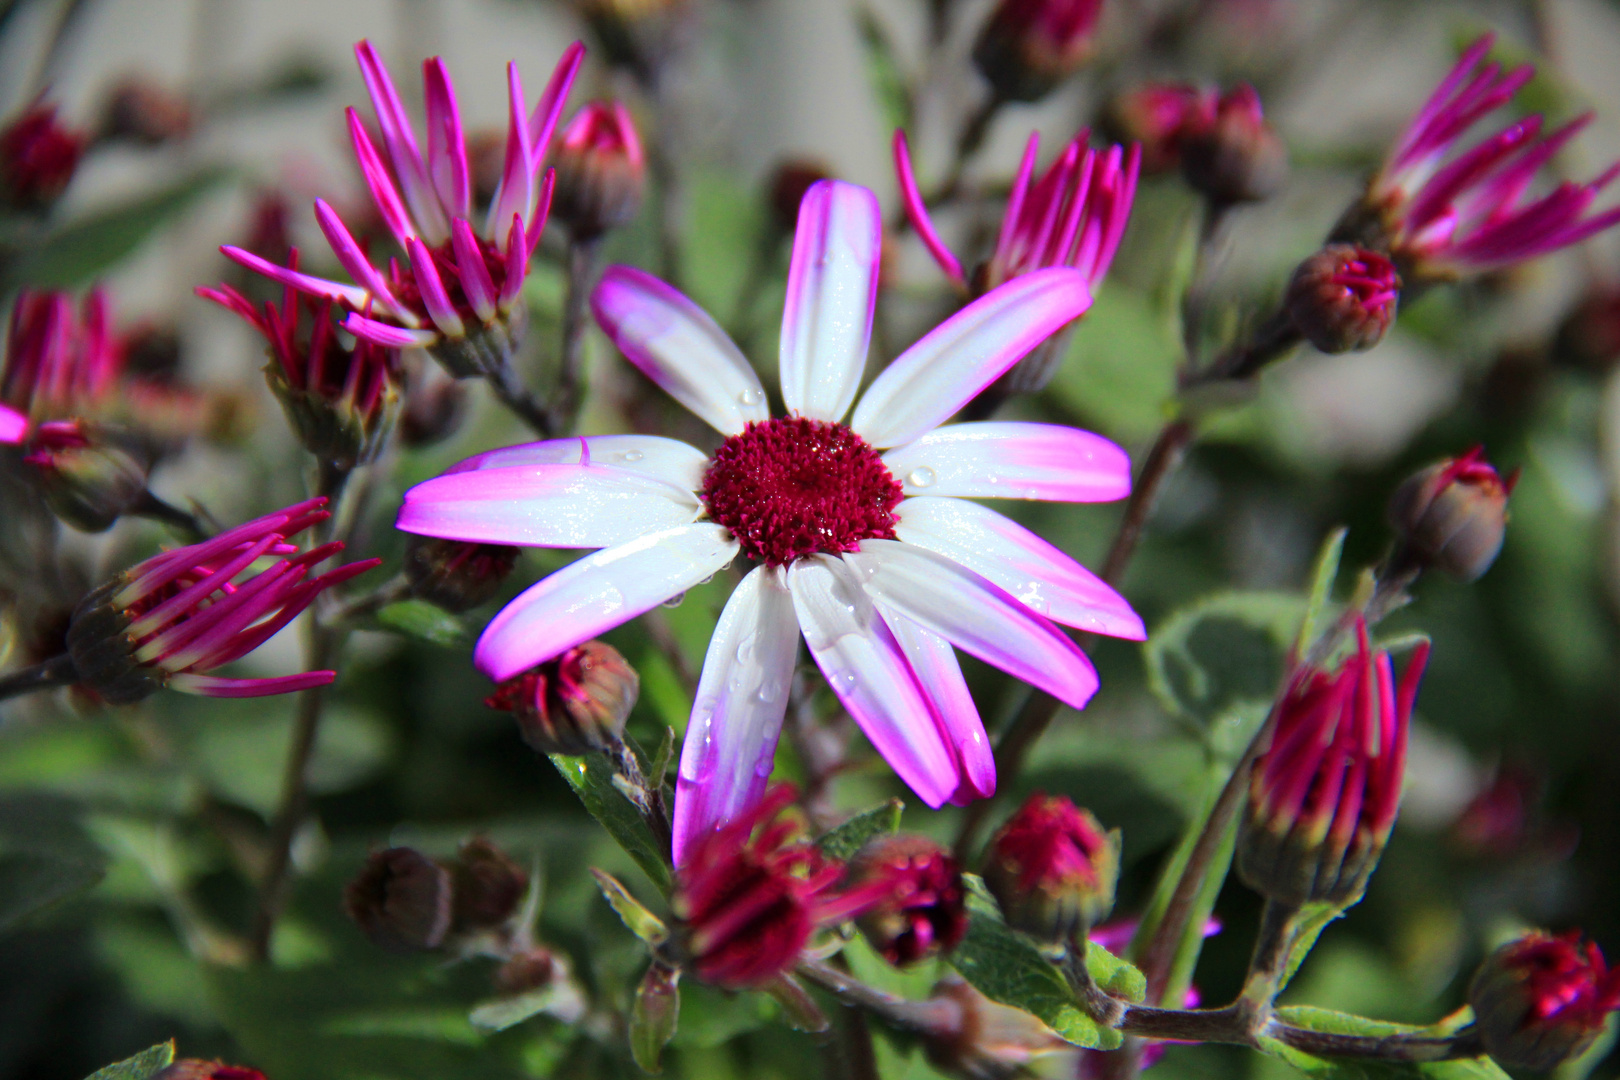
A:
220,40,581,368
395,180,1143,861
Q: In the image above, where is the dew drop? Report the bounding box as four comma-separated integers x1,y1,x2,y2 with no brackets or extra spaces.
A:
662,591,687,608
737,388,765,406
908,466,937,488
735,639,755,665
618,449,645,463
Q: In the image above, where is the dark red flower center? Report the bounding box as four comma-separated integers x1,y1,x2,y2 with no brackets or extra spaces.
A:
701,416,903,567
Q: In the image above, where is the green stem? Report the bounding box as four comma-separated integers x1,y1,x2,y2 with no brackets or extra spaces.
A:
484,359,556,438
549,235,601,436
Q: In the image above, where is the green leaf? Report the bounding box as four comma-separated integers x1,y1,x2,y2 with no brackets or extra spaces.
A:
631,964,681,1073
1087,939,1146,1003
1282,903,1345,992
0,794,106,932
7,169,230,289
469,980,587,1033
549,753,672,894
817,799,903,861
1050,283,1183,444
1260,1006,1505,1080
948,882,1120,1049
1297,528,1348,656
188,704,395,817
591,868,668,945
82,1043,175,1080
856,6,912,134
376,600,469,647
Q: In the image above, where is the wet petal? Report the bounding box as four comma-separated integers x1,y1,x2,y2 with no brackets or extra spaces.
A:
779,180,881,423
882,421,1130,502
475,523,738,681
591,265,768,435
448,434,709,492
881,611,995,804
673,565,800,864
895,497,1143,639
850,268,1092,447
398,463,702,548
847,539,1098,710
787,555,958,808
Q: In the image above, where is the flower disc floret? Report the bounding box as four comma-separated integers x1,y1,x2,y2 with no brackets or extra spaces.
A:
701,416,902,567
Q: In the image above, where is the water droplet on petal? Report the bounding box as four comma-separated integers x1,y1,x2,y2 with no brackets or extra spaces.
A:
908,466,936,488
662,591,686,608
618,449,645,463
737,388,764,406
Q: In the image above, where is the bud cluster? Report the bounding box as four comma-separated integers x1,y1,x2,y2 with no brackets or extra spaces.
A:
344,836,529,952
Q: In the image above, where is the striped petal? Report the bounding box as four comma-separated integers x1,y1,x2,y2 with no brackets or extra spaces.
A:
882,421,1130,502
347,108,416,248
423,57,471,221
529,41,586,168
354,40,448,242
447,434,709,492
313,199,411,320
892,130,965,286
881,611,995,804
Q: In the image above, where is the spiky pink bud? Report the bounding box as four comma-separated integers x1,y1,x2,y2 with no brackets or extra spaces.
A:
983,794,1119,941
0,104,85,210
671,785,877,989
1388,446,1516,582
485,640,639,755
2,290,125,421
1286,244,1401,353
849,834,968,967
973,0,1105,103
1470,931,1620,1071
1181,84,1287,205
552,101,646,238
1101,83,1216,174
1238,624,1428,908
64,498,379,702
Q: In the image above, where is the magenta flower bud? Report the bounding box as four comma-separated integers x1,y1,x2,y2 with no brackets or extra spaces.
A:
403,535,520,613
552,101,646,239
344,846,454,952
447,836,529,933
973,0,1105,103
983,794,1119,942
671,785,878,989
1100,83,1216,174
1181,84,1288,206
1239,624,1428,908
152,1062,266,1080
0,103,85,211
199,269,402,468
1388,446,1516,582
1470,931,1620,1071
849,834,968,967
3,290,124,422
64,498,379,703
22,420,149,532
485,640,639,756
1286,244,1401,354
99,77,195,146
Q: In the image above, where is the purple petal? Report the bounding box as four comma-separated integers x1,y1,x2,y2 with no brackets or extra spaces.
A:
892,130,964,286
423,58,471,221
881,421,1130,502
169,671,336,698
342,312,437,348
895,496,1144,639
398,464,703,548
786,555,958,809
452,218,498,322
490,61,535,241
848,540,1099,710
850,268,1092,447
354,40,448,242
406,236,467,338
673,565,800,865
528,41,586,169
347,108,416,248
591,265,768,435
779,180,881,424
475,523,737,681
447,433,709,492
881,611,995,804
0,403,26,443
990,132,1042,275
220,246,370,309
313,199,411,320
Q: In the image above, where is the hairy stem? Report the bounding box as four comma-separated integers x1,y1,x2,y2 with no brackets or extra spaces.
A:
0,653,78,703
485,359,556,438
550,235,600,435
133,490,210,542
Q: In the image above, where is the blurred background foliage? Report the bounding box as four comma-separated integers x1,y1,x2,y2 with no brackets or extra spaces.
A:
0,0,1618,1077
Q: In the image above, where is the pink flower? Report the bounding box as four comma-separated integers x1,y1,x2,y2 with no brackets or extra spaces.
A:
1366,34,1620,276
221,40,582,368
551,100,647,237
895,129,1138,294
65,498,379,701
395,179,1143,861
2,290,124,421
0,102,85,209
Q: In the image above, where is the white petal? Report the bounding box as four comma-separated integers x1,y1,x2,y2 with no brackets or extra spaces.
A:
881,611,995,803
787,555,958,808
398,464,702,548
846,539,1098,710
673,566,800,863
850,267,1092,447
447,434,710,492
474,524,738,681
882,422,1130,502
895,497,1144,639
591,265,769,436
779,181,881,423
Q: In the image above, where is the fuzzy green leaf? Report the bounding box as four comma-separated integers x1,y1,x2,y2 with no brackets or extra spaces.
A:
592,868,668,946
1260,1006,1503,1080
817,799,903,862
376,600,469,647
549,753,672,894
82,1042,175,1080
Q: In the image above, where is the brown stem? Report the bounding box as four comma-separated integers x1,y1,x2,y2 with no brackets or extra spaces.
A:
795,958,959,1038
549,235,600,435
485,359,556,438
133,490,210,542
0,653,77,703
1237,899,1302,1023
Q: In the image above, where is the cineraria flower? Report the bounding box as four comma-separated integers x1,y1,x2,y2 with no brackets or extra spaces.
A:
1346,33,1620,279
2,290,123,421
1471,930,1620,1071
221,40,582,377
895,128,1139,296
65,498,378,701
397,179,1143,861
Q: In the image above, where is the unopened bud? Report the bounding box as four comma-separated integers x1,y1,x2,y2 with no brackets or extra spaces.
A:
23,421,149,532
496,946,558,995
447,836,528,933
404,536,519,613
1100,83,1215,174
768,160,833,233
344,846,454,952
983,794,1119,942
0,104,85,211
486,641,639,756
849,835,968,967
631,962,682,1072
552,101,646,239
1387,447,1515,582
1286,244,1400,353
1470,931,1620,1071
398,376,468,447
1180,84,1287,205
973,0,1105,103
152,1061,266,1080
100,77,194,145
